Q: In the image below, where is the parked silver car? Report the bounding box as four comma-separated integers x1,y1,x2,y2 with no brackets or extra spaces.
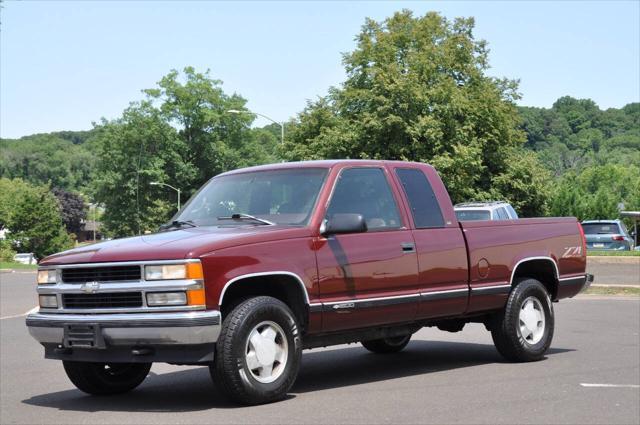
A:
454,201,518,221
13,253,38,265
581,220,633,251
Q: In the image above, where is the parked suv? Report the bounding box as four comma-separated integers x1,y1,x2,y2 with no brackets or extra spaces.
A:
581,219,633,251
454,201,518,221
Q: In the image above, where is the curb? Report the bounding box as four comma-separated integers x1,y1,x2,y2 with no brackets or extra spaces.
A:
0,269,36,274
587,256,640,264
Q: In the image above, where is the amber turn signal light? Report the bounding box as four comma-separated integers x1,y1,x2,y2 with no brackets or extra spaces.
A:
186,262,204,280
187,288,206,306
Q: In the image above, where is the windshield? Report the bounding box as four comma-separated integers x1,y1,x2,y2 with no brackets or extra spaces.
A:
175,168,328,226
455,209,491,221
581,223,620,235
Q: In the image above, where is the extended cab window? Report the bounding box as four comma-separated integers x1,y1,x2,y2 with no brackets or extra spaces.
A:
326,168,402,231
395,168,444,228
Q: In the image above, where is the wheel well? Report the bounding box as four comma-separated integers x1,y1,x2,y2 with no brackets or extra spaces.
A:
219,275,308,331
511,259,558,299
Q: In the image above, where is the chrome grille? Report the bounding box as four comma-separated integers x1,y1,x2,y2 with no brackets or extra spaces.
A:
61,266,141,283
63,292,143,309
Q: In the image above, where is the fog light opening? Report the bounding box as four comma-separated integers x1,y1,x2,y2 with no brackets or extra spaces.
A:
146,292,187,307
39,295,58,309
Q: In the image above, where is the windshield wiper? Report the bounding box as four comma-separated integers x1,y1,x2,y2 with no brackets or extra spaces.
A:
158,220,197,231
217,213,275,226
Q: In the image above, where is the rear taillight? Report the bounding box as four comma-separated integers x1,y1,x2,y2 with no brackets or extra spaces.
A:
578,223,587,253
612,235,625,241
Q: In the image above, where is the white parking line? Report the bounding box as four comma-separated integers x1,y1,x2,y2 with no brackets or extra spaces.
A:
0,306,38,320
580,383,640,388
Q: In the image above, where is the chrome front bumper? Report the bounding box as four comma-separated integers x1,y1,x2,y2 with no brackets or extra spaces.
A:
26,310,221,347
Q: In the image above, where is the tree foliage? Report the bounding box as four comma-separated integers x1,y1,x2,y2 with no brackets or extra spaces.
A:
0,178,73,258
91,102,189,236
0,133,96,191
92,67,278,237
52,187,87,235
519,97,640,176
282,10,550,215
549,164,640,224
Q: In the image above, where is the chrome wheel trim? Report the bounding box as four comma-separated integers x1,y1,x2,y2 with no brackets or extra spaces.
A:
244,320,288,384
518,296,546,345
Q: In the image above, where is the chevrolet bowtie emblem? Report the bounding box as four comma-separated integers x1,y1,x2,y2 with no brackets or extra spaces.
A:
81,281,100,294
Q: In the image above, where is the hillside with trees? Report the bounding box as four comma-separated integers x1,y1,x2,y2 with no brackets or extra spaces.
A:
518,97,639,220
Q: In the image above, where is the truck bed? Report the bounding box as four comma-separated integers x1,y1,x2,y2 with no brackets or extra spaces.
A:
461,217,587,311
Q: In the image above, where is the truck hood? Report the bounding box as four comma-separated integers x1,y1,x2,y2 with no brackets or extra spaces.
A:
41,225,311,265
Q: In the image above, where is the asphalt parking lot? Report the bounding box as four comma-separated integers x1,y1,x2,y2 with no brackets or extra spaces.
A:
1,271,638,424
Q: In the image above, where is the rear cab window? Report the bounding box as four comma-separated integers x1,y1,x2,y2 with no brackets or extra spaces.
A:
395,168,444,228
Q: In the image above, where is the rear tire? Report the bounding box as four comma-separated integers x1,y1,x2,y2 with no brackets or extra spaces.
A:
361,334,411,354
63,361,151,395
491,278,554,362
211,296,302,405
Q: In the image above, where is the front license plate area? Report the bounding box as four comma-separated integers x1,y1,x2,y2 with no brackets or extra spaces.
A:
63,324,105,349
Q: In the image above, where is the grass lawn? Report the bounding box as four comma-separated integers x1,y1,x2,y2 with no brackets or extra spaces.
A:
587,250,640,257
0,261,38,270
584,286,640,296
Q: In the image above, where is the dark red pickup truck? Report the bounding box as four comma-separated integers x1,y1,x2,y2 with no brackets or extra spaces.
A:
27,160,592,404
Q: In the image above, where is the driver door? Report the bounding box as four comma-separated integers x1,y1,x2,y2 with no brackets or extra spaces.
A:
315,167,419,332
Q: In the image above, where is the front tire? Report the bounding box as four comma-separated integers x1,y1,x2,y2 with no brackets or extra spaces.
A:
361,334,411,354
491,278,554,362
63,361,151,395
211,296,302,405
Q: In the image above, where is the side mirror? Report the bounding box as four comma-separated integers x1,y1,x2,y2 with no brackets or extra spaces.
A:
321,214,367,236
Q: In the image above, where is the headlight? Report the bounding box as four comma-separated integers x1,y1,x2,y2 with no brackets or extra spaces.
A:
37,269,57,284
144,262,203,281
39,295,58,308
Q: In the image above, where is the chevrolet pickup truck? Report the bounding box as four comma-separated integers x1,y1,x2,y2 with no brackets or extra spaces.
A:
27,160,592,405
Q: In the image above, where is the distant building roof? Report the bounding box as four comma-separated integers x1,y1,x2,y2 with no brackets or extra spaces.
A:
620,211,640,219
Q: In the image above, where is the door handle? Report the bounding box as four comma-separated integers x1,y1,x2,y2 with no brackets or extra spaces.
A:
401,242,415,253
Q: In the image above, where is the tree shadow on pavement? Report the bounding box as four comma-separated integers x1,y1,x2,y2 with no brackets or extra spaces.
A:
22,340,573,412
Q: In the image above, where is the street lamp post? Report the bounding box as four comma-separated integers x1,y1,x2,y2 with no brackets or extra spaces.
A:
227,109,284,144
151,182,181,211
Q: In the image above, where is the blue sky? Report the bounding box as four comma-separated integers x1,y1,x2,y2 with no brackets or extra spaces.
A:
1,1,639,139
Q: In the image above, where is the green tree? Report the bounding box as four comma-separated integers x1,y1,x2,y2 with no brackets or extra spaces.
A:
52,187,87,235
143,67,268,191
92,67,279,237
0,178,73,258
92,102,191,237
283,10,548,214
549,164,640,225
